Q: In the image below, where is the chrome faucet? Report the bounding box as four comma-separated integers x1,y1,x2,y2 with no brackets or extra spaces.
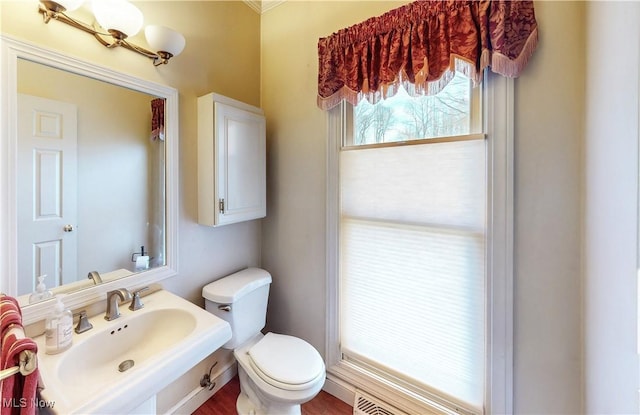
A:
88,271,103,285
105,289,132,321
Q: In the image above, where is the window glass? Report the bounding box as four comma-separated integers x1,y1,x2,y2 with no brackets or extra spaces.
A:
349,73,478,147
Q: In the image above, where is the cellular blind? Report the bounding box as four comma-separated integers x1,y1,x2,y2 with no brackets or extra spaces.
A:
339,139,486,410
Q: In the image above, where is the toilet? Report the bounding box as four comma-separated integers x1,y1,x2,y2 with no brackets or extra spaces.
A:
202,268,326,415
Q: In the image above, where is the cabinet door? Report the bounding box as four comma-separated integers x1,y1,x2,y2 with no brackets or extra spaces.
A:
215,102,266,226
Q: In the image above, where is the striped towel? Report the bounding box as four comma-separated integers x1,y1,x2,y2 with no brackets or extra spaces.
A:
1,295,40,415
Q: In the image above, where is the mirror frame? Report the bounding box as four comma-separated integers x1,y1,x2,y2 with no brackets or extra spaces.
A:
0,35,179,325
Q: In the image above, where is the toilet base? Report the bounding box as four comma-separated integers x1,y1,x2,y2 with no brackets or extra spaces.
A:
235,364,303,415
236,391,302,415
236,392,256,415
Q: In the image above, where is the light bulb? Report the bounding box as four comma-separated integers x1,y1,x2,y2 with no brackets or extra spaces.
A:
93,0,144,38
56,0,84,12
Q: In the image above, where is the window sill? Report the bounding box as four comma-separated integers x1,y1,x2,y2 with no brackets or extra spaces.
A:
327,361,479,415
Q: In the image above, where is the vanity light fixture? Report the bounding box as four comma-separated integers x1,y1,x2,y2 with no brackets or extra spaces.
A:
38,0,186,66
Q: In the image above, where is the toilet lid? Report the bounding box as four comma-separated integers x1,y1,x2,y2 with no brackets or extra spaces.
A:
248,332,324,386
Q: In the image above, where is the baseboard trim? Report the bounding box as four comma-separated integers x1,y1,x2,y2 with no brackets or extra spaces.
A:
165,363,238,415
323,373,356,407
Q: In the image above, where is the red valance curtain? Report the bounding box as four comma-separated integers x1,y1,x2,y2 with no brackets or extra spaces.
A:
151,98,165,141
317,0,538,110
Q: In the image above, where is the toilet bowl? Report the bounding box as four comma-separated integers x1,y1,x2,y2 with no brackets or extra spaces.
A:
235,332,325,414
202,268,326,415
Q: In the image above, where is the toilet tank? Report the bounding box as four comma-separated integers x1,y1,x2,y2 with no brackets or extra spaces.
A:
202,268,272,349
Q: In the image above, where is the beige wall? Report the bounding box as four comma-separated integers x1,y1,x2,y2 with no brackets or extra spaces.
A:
513,2,584,413
261,1,584,413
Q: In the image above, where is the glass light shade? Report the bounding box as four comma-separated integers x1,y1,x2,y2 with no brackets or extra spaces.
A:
145,26,186,57
92,0,144,37
56,0,84,12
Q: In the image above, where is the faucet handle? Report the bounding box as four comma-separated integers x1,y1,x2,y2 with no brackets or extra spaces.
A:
129,286,149,311
74,310,93,334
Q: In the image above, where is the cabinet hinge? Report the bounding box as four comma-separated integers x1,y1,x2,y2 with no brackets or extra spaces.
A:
218,198,225,214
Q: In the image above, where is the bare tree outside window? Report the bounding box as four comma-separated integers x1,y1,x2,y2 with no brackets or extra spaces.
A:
354,73,472,145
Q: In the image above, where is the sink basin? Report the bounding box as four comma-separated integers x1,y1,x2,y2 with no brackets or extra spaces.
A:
58,307,196,386
35,289,231,414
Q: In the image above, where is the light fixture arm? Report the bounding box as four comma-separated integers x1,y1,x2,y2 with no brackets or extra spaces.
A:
38,2,176,66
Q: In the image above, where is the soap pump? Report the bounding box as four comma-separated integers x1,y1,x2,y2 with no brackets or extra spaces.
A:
45,295,73,354
29,274,53,304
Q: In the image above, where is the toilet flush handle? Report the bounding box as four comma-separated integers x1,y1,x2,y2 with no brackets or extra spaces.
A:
218,304,231,312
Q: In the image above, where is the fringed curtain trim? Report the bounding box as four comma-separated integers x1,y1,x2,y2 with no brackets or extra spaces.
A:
151,98,166,141
317,0,538,110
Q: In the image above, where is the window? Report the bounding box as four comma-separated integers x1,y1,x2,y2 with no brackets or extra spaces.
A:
349,74,481,146
326,74,514,415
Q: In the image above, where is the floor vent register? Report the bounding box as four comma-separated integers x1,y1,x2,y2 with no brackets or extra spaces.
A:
354,390,409,415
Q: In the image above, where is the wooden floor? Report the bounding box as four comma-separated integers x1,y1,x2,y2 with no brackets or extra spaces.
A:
192,376,352,415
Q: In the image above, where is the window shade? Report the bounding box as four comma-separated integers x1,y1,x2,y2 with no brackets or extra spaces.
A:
340,140,486,229
339,138,486,409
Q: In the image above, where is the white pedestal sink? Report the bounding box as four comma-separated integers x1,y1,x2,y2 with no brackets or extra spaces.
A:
34,289,231,414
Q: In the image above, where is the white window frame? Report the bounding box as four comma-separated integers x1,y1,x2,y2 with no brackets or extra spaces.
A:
325,73,514,414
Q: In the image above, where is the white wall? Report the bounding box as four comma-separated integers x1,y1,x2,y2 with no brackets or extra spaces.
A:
584,2,640,413
261,1,584,412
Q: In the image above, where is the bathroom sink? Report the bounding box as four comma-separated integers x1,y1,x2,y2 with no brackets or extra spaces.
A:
57,308,196,386
35,289,231,414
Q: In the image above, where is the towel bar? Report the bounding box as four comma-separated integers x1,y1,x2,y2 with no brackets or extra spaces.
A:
0,365,20,381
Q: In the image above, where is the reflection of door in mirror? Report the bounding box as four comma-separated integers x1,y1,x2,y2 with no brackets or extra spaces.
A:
16,59,166,296
17,95,78,294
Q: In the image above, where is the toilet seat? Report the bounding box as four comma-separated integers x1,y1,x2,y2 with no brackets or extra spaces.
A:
247,332,325,391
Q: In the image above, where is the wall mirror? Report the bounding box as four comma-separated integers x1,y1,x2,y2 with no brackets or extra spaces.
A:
0,35,179,324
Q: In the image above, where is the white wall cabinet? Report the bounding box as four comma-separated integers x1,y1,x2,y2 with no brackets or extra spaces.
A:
197,93,266,227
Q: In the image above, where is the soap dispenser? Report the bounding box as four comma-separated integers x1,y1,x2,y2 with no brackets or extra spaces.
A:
45,295,73,354
29,274,53,304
